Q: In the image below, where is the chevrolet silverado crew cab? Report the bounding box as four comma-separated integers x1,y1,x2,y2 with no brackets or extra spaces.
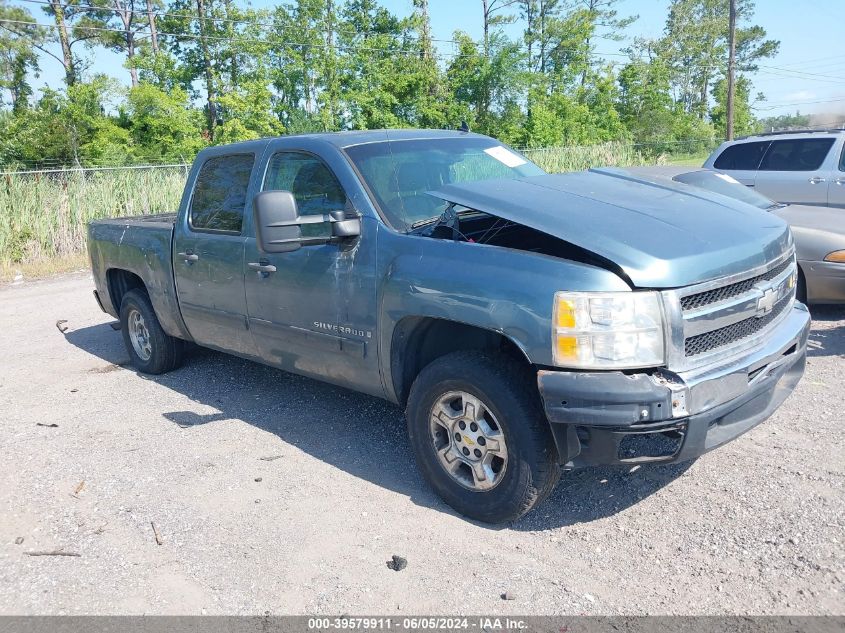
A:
88,130,810,523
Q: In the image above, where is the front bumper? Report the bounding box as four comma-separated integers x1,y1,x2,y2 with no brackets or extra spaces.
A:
537,303,811,467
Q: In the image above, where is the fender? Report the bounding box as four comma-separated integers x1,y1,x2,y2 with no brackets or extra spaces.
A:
375,227,630,402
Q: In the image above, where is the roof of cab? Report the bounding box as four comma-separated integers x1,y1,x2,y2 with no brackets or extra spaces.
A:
196,129,488,157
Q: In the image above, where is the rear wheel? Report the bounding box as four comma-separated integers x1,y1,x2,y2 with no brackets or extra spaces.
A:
406,351,560,523
119,289,184,374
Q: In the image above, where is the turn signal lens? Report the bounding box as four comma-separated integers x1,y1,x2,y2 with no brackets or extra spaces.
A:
555,299,577,328
824,250,845,263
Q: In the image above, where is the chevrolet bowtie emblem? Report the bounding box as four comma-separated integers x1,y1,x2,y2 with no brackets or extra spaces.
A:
756,288,777,317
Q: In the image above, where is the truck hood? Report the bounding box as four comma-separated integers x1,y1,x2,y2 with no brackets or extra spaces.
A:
428,170,792,288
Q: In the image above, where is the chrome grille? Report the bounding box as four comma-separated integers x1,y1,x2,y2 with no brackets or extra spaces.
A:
662,250,797,371
684,292,791,356
680,258,792,311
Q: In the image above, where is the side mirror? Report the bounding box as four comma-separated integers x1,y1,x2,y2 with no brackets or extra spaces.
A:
254,190,302,253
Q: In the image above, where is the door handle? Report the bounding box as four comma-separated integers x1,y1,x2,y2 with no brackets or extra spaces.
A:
808,177,826,184
178,251,199,263
248,261,277,274
835,178,845,186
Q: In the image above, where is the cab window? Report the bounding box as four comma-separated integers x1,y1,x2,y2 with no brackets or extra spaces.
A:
190,154,254,233
263,152,347,238
759,138,835,171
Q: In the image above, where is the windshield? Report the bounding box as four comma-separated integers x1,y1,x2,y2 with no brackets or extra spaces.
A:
673,170,776,210
344,136,545,230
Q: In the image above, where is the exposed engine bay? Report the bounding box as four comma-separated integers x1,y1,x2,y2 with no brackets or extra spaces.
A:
413,204,626,280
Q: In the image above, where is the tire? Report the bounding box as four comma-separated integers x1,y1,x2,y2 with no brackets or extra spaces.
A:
406,351,560,523
119,289,184,374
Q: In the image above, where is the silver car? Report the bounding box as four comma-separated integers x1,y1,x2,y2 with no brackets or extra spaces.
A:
599,166,845,304
703,129,845,208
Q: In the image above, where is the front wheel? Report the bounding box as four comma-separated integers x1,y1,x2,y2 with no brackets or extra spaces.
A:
406,351,560,523
119,289,184,374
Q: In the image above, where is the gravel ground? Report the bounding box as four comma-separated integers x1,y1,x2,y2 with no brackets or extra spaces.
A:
1,272,843,615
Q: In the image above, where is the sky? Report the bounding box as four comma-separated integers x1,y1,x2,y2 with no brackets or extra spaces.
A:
15,0,845,120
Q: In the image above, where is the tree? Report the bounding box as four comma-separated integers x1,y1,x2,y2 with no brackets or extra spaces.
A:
85,0,154,86
711,74,756,138
124,82,205,159
756,111,810,133
657,0,778,119
520,0,560,75
0,1,45,110
0,75,129,166
481,0,517,57
39,0,115,87
447,30,524,136
578,0,636,85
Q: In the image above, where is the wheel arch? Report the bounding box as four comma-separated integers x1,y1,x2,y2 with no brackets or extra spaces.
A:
388,316,534,408
106,268,147,312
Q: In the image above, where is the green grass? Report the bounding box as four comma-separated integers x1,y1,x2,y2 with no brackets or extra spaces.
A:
664,152,709,167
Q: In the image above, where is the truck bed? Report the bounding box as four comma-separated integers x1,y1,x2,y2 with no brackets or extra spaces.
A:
88,211,191,341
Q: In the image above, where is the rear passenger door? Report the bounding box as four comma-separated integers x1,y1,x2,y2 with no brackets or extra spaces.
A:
711,140,770,186
173,152,258,356
753,138,836,205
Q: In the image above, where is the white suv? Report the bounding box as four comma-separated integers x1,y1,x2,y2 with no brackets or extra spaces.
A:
703,129,845,208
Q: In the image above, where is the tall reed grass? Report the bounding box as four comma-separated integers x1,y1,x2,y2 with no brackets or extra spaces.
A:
522,140,662,172
1,167,186,265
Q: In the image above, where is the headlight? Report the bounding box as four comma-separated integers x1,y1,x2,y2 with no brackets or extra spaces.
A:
552,291,665,369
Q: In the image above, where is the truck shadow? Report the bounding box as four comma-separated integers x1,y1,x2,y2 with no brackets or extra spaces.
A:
66,322,691,530
807,305,845,358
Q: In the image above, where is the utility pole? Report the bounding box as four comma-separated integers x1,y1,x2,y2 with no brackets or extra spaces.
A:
726,0,737,140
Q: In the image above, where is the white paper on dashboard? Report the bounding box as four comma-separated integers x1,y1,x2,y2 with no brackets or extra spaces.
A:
484,145,527,168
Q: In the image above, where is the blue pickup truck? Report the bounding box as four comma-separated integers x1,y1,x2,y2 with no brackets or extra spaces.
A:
88,130,810,523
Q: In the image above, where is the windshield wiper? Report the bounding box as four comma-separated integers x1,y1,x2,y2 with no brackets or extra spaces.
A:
410,203,466,240
410,215,441,230
411,203,460,231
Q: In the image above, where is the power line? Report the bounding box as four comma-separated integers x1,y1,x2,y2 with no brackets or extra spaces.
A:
758,64,845,82
753,97,845,111
772,53,845,69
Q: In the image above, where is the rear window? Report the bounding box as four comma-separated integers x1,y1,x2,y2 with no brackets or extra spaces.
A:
190,154,255,233
713,141,770,170
759,138,836,171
